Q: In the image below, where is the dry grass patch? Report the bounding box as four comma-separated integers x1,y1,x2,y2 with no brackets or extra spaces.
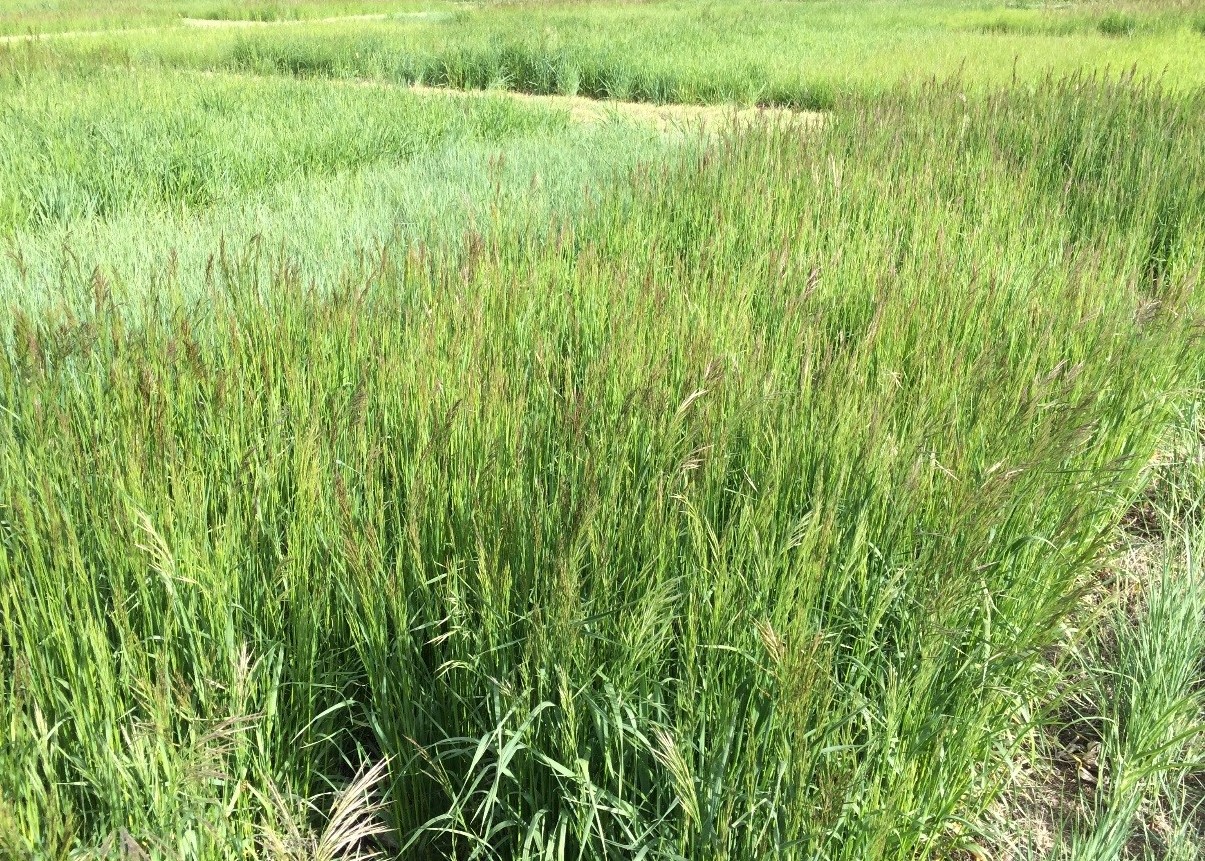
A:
407,83,824,131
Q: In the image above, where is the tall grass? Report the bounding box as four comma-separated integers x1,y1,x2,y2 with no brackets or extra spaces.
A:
1016,402,1205,859
2,75,1203,858
61,0,1205,107
0,45,671,318
1067,539,1205,860
0,48,566,234
0,119,670,319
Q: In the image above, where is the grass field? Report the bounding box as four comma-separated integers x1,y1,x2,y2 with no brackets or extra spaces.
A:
0,0,455,36
23,0,1205,108
2,1,1205,860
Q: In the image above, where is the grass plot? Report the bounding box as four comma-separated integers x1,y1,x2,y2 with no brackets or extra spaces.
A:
2,74,1203,859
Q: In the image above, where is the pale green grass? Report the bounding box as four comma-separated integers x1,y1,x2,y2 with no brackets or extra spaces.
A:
0,53,567,234
0,107,670,318
1014,410,1205,860
0,47,672,317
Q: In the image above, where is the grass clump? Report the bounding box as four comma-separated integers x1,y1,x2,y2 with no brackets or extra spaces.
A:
1098,11,1139,37
2,73,1203,858
995,404,1205,859
192,2,303,22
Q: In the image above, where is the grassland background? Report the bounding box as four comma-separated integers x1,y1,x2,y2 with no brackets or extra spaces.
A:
2,1,1205,859
33,0,1205,108
0,0,457,35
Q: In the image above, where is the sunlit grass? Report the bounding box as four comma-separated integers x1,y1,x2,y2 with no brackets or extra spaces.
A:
2,72,1203,858
0,51,571,235
52,0,1205,106
0,0,452,35
2,1,1204,857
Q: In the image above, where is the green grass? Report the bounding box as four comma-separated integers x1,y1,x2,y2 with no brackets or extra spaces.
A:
0,44,674,318
0,50,569,235
1068,537,1205,860
0,120,670,316
961,3,1191,38
1010,402,1205,860
3,0,1205,858
3,72,1204,859
185,0,443,22
0,0,451,36
55,0,1205,107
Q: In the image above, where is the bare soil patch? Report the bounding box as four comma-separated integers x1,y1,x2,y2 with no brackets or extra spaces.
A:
408,84,825,132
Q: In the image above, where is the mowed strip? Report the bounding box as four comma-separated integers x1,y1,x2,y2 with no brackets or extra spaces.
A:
0,25,164,43
0,11,394,42
406,83,825,132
